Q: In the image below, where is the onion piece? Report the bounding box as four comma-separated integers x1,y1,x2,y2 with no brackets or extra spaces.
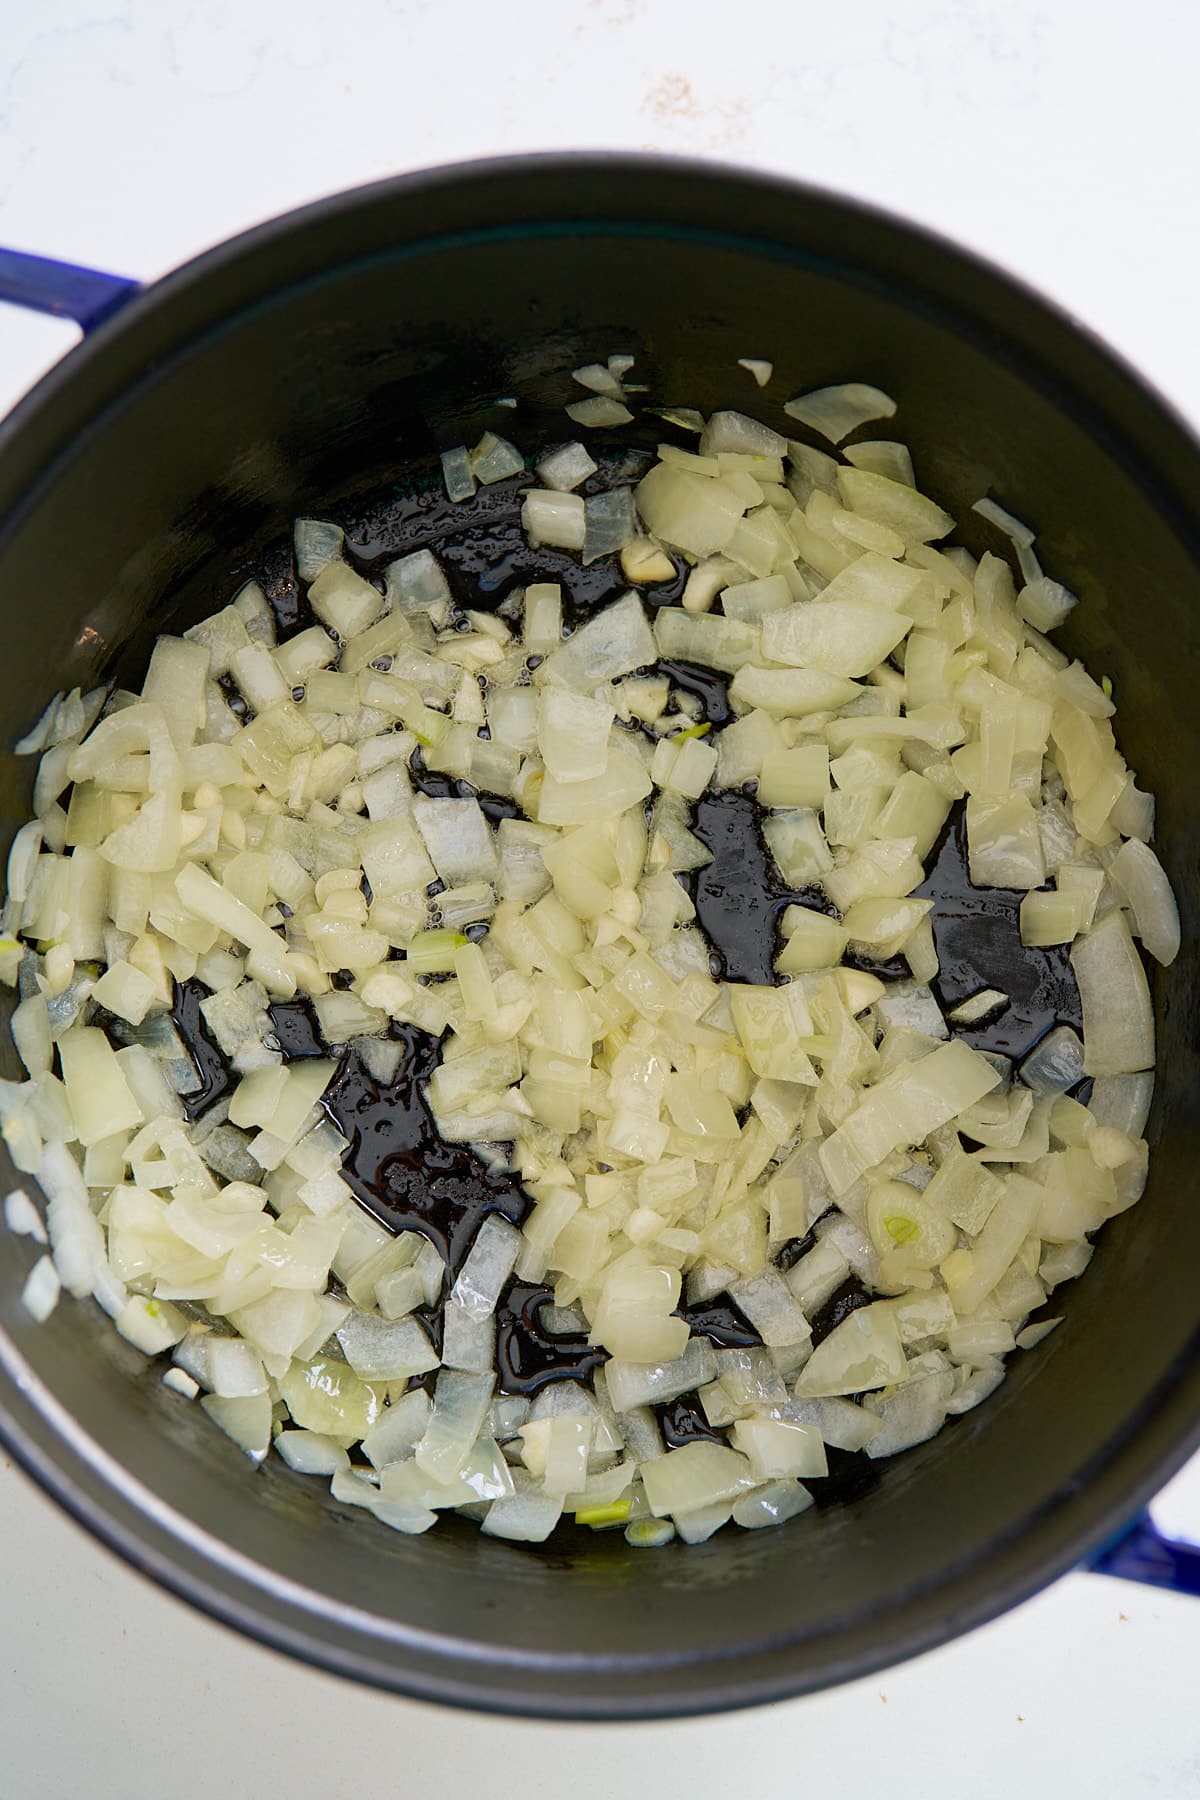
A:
635,464,746,558
522,489,586,551
440,446,476,503
1088,1072,1154,1140
571,362,626,398
470,433,525,483
837,469,953,543
293,518,344,582
1071,909,1155,1076
20,1254,61,1322
1106,837,1180,965
654,406,704,433
699,411,787,458
450,1216,523,1322
783,383,896,443
761,599,909,679
726,1269,811,1348
535,441,597,493
794,1303,907,1397
566,397,634,428
972,496,1036,547
4,1186,46,1242
361,1390,432,1470
415,1370,496,1483
537,687,614,784
482,1475,564,1543
582,489,638,566
640,1441,757,1518
201,1391,272,1462
864,1371,954,1459
274,1429,350,1476
604,1338,717,1412
843,440,915,485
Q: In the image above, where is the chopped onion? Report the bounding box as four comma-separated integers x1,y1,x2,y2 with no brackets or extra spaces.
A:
794,1303,907,1397
361,1390,431,1470
4,1186,46,1242
837,469,952,543
726,1270,811,1348
699,411,787,458
761,598,909,679
565,397,634,429
201,1391,272,1462
1106,837,1180,965
20,1254,60,1322
582,488,637,566
1019,1026,1085,1096
786,1395,880,1452
450,1216,523,1322
635,464,746,559
1071,909,1155,1076
440,446,476,503
1088,1072,1154,1140
864,1371,954,1459
470,433,525,483
972,496,1036,547
416,1370,496,1483
571,361,626,398
482,1476,564,1543
604,1338,717,1412
783,383,897,443
2,373,1172,1552
275,1429,350,1476
535,441,597,493
946,988,1009,1026
293,518,345,582
522,489,586,551
641,1441,756,1517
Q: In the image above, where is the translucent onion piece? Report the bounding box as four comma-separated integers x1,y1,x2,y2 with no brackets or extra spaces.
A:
1107,837,1180,965
565,397,633,429
1071,910,1155,1076
20,1254,60,1322
440,447,476,503
783,383,897,443
1,374,1175,1554
535,441,597,493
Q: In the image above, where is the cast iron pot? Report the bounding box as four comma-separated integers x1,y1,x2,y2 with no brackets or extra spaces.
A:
0,155,1197,1719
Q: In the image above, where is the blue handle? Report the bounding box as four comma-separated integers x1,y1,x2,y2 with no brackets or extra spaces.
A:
0,247,139,333
1086,1510,1200,1596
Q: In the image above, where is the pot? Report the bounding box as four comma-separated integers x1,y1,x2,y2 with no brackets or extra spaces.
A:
0,154,1196,1718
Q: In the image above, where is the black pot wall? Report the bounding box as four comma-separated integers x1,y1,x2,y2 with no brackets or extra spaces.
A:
0,156,1196,1718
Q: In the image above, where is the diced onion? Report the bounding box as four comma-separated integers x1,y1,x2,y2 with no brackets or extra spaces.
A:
1107,837,1180,965
1,369,1172,1554
783,383,897,443
565,397,634,429
535,441,597,493
1072,910,1155,1076
440,446,476,503
20,1254,61,1322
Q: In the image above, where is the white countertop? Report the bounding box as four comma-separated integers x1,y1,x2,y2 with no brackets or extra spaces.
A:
2,1,1198,1792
